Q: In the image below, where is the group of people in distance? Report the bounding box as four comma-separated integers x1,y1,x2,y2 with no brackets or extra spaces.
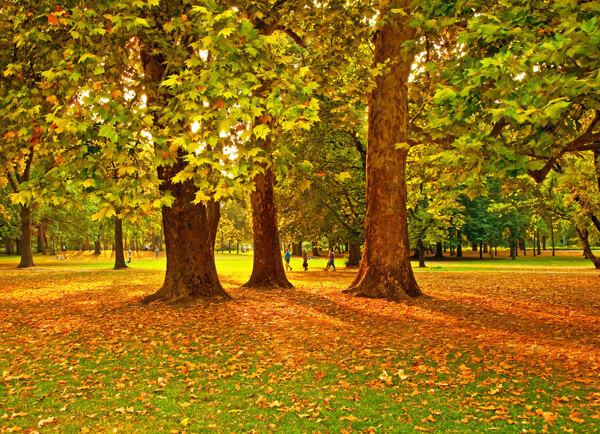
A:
284,246,336,272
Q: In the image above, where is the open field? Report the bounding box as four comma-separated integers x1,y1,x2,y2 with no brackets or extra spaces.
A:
1,251,599,432
0,248,596,273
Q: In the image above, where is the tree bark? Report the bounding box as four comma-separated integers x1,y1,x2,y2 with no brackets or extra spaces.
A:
575,227,600,269
207,200,220,250
18,205,35,268
243,165,292,289
456,231,462,257
536,229,541,255
143,165,230,302
479,241,483,259
113,216,127,270
292,242,302,257
312,243,320,257
344,5,421,300
37,225,46,255
347,241,361,267
94,234,101,255
434,242,444,258
417,239,426,268
542,235,547,250
550,220,555,256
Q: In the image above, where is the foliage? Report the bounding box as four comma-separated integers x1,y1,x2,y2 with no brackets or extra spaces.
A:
1,254,600,431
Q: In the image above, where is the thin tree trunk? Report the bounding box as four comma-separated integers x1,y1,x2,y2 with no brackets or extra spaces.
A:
37,225,46,254
344,5,421,300
6,240,14,255
312,244,320,257
479,241,483,259
18,205,35,268
243,165,292,289
536,229,541,255
417,239,426,268
456,231,462,258
94,234,101,255
550,220,555,256
532,236,537,257
347,241,361,267
113,216,127,270
434,242,444,258
292,242,302,257
575,227,600,269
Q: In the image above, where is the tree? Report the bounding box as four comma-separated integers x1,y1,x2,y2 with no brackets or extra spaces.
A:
345,2,422,300
424,0,600,252
278,102,367,268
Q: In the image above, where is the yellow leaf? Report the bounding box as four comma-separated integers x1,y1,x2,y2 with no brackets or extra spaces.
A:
38,417,57,427
180,418,189,426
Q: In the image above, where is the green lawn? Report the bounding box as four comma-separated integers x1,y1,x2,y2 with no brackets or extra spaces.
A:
0,249,594,273
1,251,599,432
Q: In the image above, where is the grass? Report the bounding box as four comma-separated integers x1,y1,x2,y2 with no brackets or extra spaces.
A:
0,248,595,273
1,250,600,432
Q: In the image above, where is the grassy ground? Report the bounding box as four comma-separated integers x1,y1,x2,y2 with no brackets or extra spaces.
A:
0,248,595,273
1,251,599,432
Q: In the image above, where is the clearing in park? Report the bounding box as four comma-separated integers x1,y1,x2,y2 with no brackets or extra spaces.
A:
1,251,599,432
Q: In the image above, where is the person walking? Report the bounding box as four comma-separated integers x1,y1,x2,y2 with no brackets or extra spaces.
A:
324,246,336,271
284,248,292,271
155,246,160,259
127,249,132,264
302,249,308,271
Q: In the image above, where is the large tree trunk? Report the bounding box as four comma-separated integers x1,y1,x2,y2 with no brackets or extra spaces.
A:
347,242,361,267
139,34,229,302
18,205,35,268
113,216,127,270
344,5,421,300
243,166,292,289
143,166,229,302
575,227,600,269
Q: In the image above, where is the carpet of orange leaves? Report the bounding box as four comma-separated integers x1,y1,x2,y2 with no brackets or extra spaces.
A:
1,258,600,431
